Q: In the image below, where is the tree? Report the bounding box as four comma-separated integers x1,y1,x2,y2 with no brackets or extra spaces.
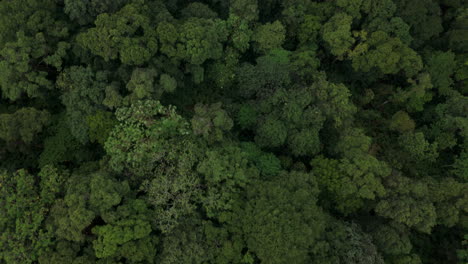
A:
92,199,157,262
376,174,437,233
0,0,63,47
361,0,397,19
252,21,286,54
0,32,54,101
226,15,253,53
253,85,325,156
349,31,423,77
297,15,322,46
446,8,468,53
77,0,158,65
0,166,65,264
191,102,233,143
39,115,92,168
310,76,357,127
0,0,70,105
235,170,327,264
86,110,117,146
159,74,177,93
156,216,208,264
181,2,218,19
428,177,467,227
64,0,130,25
197,142,260,221
369,223,422,264
314,220,385,264
389,111,415,133
175,18,228,65
237,49,291,98
425,51,457,96
452,151,468,182
0,1,466,263
312,153,389,214
365,17,412,45
393,72,433,112
394,0,443,46
48,170,129,243
398,132,438,163
0,107,50,144
322,13,355,58
105,100,203,232
229,0,259,23
336,0,364,19
290,47,321,82
57,66,108,144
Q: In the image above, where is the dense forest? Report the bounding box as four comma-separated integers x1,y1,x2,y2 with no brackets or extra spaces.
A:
0,0,467,263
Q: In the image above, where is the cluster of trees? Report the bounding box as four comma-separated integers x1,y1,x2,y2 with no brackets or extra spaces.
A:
0,0,467,263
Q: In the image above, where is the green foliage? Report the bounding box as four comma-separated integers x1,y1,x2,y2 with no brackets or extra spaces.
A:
197,142,260,221
290,47,321,81
311,76,357,127
446,8,468,52
0,107,50,143
236,104,258,129
0,1,466,263
452,151,468,181
126,68,159,101
229,0,259,23
174,18,229,65
157,218,207,264
255,117,288,148
86,110,117,145
315,220,385,264
393,73,434,112
425,51,457,96
64,0,130,25
390,111,415,133
312,153,389,214
428,177,467,227
375,175,436,233
93,199,156,262
369,223,422,264
181,2,218,19
57,66,108,143
366,17,413,45
159,74,177,93
361,0,397,19
252,85,325,156
322,13,355,57
297,15,322,45
398,132,438,165
0,32,54,101
394,0,443,46
39,115,90,168
191,102,233,142
105,100,202,232
237,49,291,98
0,0,64,47
252,21,286,54
226,16,253,53
77,1,158,65
349,31,423,77
336,0,364,19
105,100,191,176
236,170,326,264
88,172,130,214
0,167,65,264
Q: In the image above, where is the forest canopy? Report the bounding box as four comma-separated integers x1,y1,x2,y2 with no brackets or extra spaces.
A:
0,0,467,263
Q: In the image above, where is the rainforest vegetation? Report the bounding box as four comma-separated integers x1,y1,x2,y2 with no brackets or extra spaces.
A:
0,0,467,263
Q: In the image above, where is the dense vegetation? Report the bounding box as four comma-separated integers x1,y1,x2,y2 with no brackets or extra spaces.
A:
0,0,467,263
